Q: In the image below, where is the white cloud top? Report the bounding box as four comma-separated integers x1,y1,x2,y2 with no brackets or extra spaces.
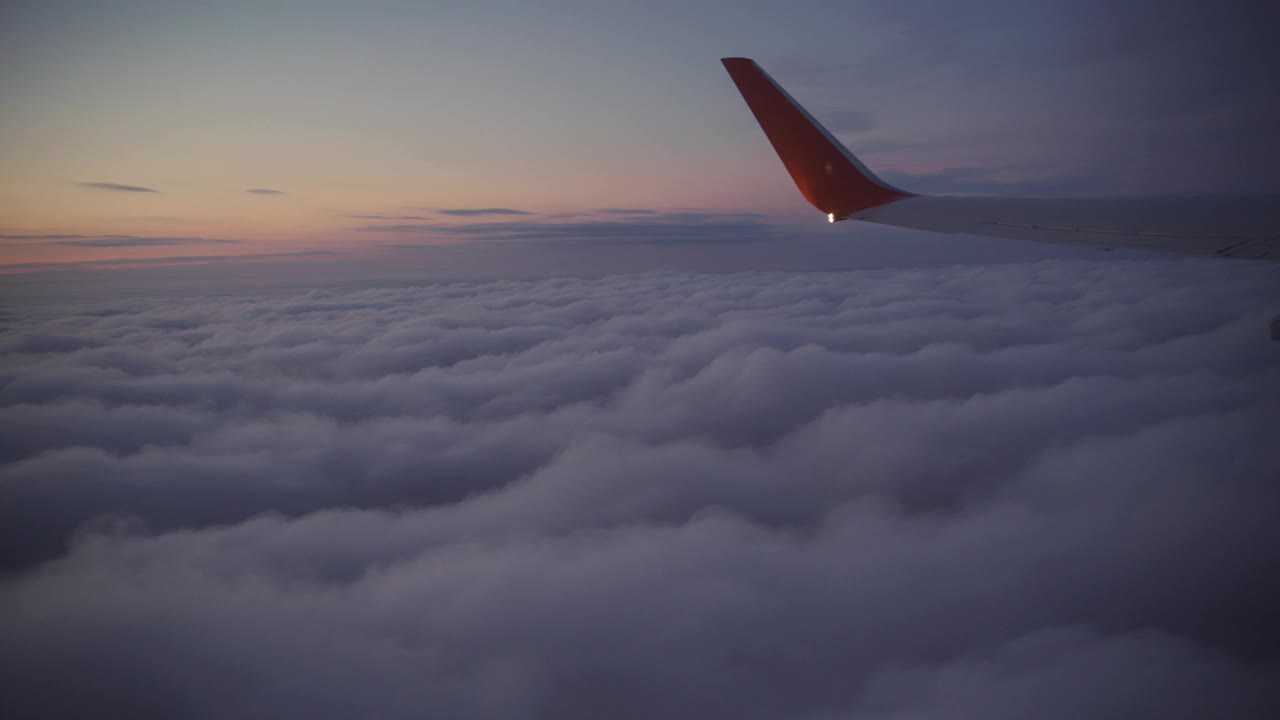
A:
2,260,1278,718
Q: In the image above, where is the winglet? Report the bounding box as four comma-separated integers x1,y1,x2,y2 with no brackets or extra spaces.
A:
721,58,911,220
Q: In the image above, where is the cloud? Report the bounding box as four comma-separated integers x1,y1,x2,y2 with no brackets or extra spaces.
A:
1,251,337,273
342,214,432,221
357,211,776,245
438,208,534,216
53,236,244,248
77,182,158,193
246,188,287,195
0,234,244,248
878,167,1103,196
598,208,659,215
1,260,1277,718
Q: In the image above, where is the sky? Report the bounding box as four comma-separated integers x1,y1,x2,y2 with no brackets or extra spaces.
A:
2,0,1278,268
2,2,1280,718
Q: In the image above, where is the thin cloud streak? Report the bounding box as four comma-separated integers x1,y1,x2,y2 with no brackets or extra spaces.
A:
356,212,777,245
54,236,243,248
342,214,432,221
0,250,337,273
1,234,244,248
246,188,287,195
76,182,158,193
438,208,534,217
878,168,1105,196
0,234,88,241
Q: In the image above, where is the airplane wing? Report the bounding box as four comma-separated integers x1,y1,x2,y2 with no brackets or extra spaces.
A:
721,57,1279,262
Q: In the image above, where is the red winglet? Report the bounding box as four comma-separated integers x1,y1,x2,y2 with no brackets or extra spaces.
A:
721,58,911,219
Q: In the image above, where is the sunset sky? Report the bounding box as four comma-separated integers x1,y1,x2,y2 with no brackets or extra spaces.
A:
3,0,1277,268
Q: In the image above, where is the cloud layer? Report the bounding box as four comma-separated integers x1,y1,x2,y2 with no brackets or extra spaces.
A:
1,260,1278,718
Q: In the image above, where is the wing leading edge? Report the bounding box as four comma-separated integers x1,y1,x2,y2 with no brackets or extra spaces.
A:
721,57,1278,261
